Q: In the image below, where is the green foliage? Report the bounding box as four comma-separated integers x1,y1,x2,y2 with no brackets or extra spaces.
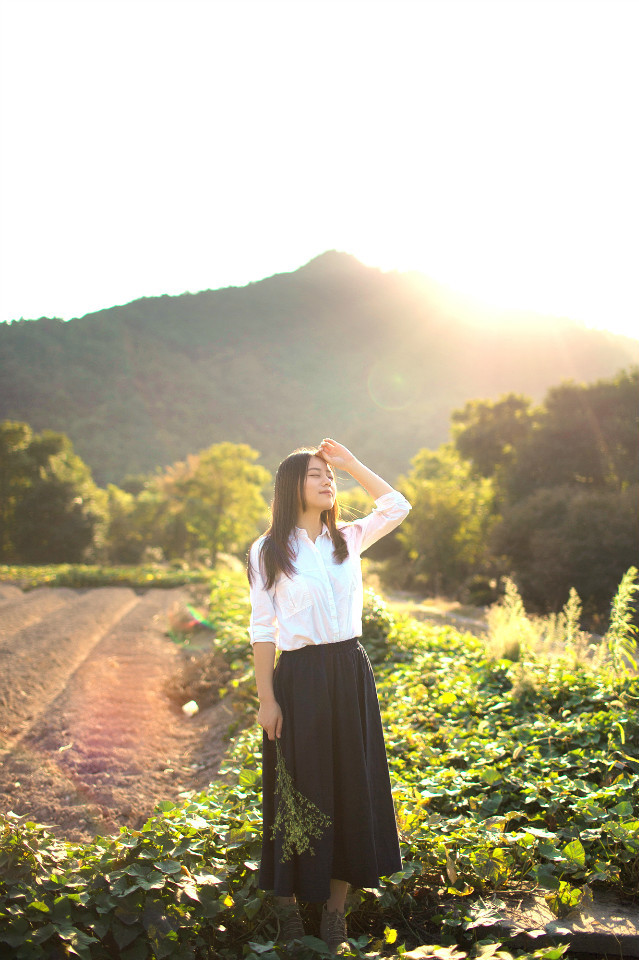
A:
505,369,639,500
138,443,271,564
438,369,639,616
103,484,146,564
600,566,638,675
397,445,496,594
451,394,533,482
484,578,539,663
0,564,216,590
1,571,638,958
271,741,332,862
2,255,637,488
0,421,106,564
360,588,396,664
484,580,593,672
490,483,639,615
1,427,271,569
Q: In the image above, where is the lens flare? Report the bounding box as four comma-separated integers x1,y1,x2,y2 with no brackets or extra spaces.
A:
367,360,422,411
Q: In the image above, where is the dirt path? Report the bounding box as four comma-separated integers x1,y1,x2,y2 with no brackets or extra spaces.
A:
0,585,236,843
383,591,488,635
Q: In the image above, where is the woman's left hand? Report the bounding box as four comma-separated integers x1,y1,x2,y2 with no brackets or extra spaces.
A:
317,438,356,471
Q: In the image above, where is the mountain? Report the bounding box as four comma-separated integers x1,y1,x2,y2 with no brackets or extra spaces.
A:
1,251,638,485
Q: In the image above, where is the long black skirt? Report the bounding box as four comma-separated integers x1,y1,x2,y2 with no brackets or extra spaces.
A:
258,637,402,902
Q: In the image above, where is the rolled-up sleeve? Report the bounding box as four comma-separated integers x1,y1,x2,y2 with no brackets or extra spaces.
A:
248,540,279,646
348,489,412,555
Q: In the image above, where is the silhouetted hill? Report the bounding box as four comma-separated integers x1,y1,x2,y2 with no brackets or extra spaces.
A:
2,251,638,484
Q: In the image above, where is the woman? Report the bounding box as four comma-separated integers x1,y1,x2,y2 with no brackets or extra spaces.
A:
248,438,411,953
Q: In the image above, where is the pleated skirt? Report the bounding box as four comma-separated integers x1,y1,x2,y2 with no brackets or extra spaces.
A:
258,637,402,902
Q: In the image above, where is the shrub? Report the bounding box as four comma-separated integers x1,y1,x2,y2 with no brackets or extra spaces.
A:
360,589,395,663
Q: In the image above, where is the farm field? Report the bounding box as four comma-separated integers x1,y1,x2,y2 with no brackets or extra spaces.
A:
0,584,230,842
0,570,638,959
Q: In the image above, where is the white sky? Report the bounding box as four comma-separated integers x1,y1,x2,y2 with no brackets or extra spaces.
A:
0,0,637,337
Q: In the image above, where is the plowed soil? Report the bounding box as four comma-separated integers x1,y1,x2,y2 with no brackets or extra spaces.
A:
0,584,238,843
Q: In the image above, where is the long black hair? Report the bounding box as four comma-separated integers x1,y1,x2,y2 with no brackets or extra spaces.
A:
247,448,348,590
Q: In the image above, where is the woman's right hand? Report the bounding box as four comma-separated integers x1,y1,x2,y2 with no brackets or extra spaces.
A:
258,698,283,740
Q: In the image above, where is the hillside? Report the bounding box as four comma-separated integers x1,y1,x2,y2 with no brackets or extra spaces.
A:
1,251,638,484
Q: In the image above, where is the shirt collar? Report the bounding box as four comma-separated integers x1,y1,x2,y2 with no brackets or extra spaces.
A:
295,523,331,540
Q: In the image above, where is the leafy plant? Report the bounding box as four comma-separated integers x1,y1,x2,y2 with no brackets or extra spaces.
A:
360,588,396,663
601,565,638,675
271,741,332,862
1,568,638,958
485,578,540,662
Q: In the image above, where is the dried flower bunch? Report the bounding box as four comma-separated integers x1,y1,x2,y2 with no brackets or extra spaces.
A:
271,739,332,862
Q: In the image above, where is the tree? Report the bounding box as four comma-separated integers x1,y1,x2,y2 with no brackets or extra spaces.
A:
449,370,639,615
397,445,496,594
451,393,533,481
103,484,146,564
505,368,639,501
0,421,32,561
491,484,639,616
149,442,271,563
0,421,105,563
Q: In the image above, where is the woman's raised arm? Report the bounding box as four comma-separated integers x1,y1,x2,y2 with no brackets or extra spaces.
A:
317,438,393,500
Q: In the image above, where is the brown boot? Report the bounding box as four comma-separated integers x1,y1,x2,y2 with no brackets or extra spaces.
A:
274,901,305,946
320,903,348,954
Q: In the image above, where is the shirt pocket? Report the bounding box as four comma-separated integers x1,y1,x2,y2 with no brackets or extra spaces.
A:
276,574,313,620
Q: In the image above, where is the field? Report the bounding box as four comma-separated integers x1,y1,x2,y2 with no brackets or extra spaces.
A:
0,570,638,960
0,580,232,842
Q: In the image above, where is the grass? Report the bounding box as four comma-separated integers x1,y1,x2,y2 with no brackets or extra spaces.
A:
0,563,218,591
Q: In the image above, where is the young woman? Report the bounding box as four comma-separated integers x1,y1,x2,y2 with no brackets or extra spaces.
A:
247,438,411,953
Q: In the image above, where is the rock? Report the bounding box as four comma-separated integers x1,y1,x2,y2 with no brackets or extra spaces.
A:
467,890,639,957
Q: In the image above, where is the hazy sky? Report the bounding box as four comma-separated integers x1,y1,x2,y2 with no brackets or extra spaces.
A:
1,0,637,337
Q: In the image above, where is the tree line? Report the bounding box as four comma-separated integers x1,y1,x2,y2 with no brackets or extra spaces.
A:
3,251,638,488
397,367,638,622
1,367,636,620
0,428,270,569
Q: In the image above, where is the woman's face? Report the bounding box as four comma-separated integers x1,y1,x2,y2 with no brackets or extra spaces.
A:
301,455,336,514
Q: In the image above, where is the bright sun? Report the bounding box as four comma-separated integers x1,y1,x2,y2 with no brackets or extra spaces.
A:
0,0,637,342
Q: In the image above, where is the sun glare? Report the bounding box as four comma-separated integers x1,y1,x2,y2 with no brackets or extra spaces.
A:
354,236,638,340
0,0,637,341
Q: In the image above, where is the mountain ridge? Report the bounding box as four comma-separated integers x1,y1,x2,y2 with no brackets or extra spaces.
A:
1,252,637,485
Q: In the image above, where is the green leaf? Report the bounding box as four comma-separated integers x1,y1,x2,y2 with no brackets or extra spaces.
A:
480,768,502,785
244,897,262,919
611,800,633,816
180,881,200,902
137,871,166,890
531,864,560,890
300,934,335,955
239,767,260,787
153,859,182,875
545,880,583,917
193,871,225,885
561,839,585,868
29,901,50,914
112,918,142,950
537,842,563,861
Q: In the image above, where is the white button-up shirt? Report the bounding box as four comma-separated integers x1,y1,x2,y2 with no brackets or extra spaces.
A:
248,489,411,651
